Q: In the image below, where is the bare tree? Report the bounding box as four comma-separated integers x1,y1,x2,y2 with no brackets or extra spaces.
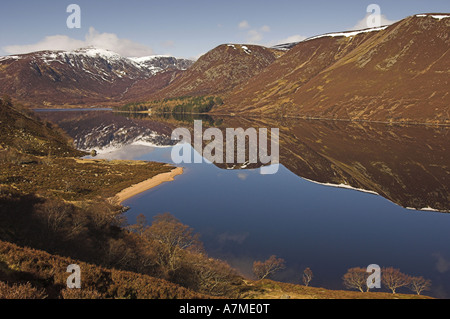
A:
35,199,73,236
194,255,238,296
382,267,410,294
144,213,202,271
302,268,313,287
408,276,431,296
128,213,148,235
253,255,286,280
343,267,369,292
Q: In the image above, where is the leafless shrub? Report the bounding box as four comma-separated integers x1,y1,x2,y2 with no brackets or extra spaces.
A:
343,267,369,292
303,267,313,287
381,267,410,294
253,255,286,280
408,276,431,296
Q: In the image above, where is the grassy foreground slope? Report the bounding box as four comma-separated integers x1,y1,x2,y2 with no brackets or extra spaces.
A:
0,240,207,299
241,280,430,300
0,240,429,299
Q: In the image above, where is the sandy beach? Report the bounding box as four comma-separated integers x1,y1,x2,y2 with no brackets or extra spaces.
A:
114,166,183,204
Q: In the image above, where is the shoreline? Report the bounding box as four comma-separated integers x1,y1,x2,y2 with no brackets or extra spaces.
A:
113,166,183,205
112,110,450,127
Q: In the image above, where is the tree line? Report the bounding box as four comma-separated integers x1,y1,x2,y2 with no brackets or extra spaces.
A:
251,256,431,296
117,96,224,114
343,267,431,295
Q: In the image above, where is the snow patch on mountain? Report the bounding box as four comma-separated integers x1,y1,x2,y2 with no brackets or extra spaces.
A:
0,55,22,62
129,55,172,63
241,46,252,55
301,177,380,195
416,14,450,20
271,26,389,51
304,26,389,42
1,47,194,78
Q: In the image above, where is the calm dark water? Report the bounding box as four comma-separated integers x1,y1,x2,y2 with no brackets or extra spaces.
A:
38,110,450,298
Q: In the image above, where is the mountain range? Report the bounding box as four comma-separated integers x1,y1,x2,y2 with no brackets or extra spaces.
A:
0,13,449,123
221,14,449,124
0,47,193,107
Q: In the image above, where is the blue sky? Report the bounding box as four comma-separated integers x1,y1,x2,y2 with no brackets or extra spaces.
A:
0,0,449,59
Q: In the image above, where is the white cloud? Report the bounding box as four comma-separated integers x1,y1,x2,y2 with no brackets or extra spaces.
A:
161,40,175,48
261,25,271,32
245,25,271,44
247,29,263,43
3,35,85,55
3,27,154,57
237,20,271,44
351,13,397,30
238,20,250,29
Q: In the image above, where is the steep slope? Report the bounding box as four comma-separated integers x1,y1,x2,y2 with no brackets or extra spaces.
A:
0,240,208,299
220,14,450,124
0,241,427,299
149,44,283,99
120,69,183,102
0,48,193,107
129,55,193,72
224,29,381,113
0,98,83,157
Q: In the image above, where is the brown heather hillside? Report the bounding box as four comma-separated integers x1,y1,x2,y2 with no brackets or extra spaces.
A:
121,69,184,102
0,51,139,107
0,98,84,157
219,14,450,124
0,240,430,299
0,240,208,299
147,44,283,99
240,280,431,299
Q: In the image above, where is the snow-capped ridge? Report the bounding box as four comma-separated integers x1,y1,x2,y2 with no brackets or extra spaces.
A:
303,25,389,42
2,46,193,74
271,26,389,51
72,47,122,58
0,55,22,62
415,14,450,20
129,55,173,63
0,46,195,85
